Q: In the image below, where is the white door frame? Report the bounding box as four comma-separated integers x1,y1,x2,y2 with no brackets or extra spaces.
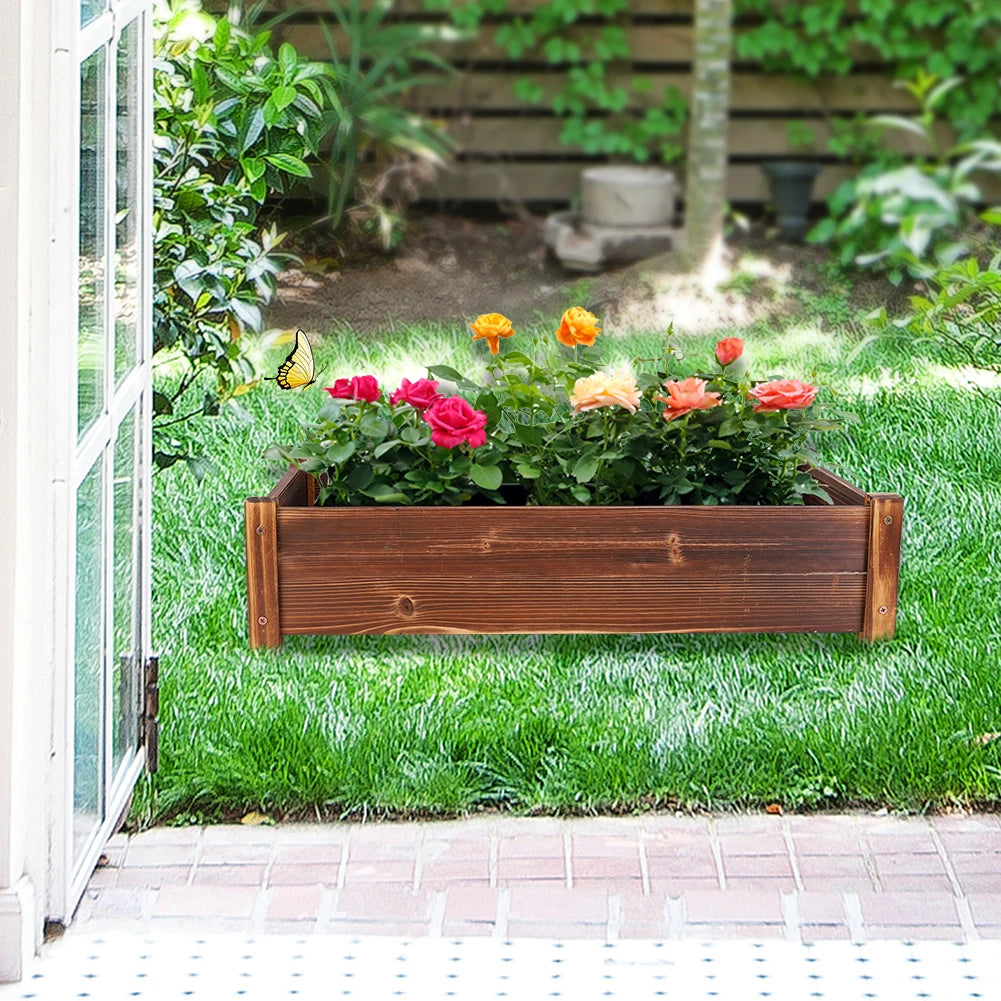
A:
0,0,152,979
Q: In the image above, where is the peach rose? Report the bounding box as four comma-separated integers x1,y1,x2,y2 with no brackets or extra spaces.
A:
570,370,642,414
715,337,744,367
748,378,818,412
470,312,515,355
654,377,721,421
556,306,601,348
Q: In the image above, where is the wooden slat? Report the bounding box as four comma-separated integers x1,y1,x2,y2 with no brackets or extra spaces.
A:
268,465,312,507
444,115,956,157
801,466,867,506
245,498,282,648
414,161,852,202
412,72,915,112
859,492,904,642
259,0,694,14
278,574,866,634
274,505,869,635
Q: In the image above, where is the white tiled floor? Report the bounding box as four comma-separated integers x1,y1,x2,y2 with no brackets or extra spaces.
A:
2,934,999,1000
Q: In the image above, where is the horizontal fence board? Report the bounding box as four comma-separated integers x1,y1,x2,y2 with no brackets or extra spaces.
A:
277,575,867,634
444,115,953,157
415,161,852,202
411,72,915,113
264,0,696,15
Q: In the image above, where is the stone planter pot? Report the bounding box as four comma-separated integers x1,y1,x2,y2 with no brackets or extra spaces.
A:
245,466,903,646
760,161,824,242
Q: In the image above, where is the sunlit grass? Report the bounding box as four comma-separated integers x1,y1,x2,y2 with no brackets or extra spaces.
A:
139,312,1001,825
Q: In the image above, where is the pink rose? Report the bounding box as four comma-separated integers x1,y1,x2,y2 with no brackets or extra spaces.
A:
390,377,440,411
325,375,380,403
748,378,818,412
715,337,744,367
422,395,488,449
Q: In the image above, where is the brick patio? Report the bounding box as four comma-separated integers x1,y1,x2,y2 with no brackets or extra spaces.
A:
76,812,1001,943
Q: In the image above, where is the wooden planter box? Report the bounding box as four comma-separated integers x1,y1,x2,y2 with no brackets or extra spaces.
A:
245,466,903,647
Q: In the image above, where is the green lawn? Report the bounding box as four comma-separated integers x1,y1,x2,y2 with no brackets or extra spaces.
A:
140,314,1001,825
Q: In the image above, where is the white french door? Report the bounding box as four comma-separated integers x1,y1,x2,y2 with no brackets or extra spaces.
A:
55,0,154,922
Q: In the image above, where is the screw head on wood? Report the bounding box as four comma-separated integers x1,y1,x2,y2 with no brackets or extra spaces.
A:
256,525,265,535
878,606,888,615
258,616,268,625
883,515,893,524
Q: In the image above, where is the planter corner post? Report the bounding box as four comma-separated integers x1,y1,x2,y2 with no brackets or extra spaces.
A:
245,496,282,648
860,492,904,642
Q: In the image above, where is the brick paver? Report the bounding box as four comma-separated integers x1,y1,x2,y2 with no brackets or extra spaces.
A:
74,811,1001,943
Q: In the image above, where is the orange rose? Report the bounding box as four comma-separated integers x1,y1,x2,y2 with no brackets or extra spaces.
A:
470,312,515,355
748,378,818,412
654,377,721,421
715,337,744,367
570,370,642,414
556,306,601,348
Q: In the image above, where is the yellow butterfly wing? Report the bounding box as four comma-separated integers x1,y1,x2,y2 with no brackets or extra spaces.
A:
275,330,316,390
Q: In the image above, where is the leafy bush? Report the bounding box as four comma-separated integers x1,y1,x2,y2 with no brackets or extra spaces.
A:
152,0,332,470
311,0,455,247
807,72,1001,284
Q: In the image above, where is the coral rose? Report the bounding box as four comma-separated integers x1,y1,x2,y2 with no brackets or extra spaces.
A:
470,312,515,355
715,337,744,367
654,377,721,421
325,375,380,403
556,306,601,348
570,370,642,414
390,377,440,411
748,378,818,412
422,395,488,449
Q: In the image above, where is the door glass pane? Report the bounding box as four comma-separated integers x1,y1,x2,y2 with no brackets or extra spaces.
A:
112,407,140,776
79,47,106,436
114,20,141,385
81,0,105,27
74,457,105,863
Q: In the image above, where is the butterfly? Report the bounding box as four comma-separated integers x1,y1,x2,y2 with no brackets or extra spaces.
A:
270,329,316,390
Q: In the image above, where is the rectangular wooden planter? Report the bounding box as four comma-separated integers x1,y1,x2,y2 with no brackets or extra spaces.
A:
245,466,903,647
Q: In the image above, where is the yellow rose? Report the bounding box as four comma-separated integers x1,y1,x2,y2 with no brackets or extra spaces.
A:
570,370,642,414
470,312,515,354
556,306,601,348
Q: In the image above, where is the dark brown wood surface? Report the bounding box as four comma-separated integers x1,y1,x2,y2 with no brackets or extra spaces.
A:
245,498,281,648
273,506,870,636
860,493,905,642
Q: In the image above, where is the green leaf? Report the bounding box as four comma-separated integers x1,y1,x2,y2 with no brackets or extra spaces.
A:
326,441,356,464
570,484,591,503
263,152,312,178
428,364,467,383
358,414,389,437
573,455,599,483
514,461,541,478
707,439,733,450
470,463,503,491
363,483,409,504
213,16,231,51
271,85,298,112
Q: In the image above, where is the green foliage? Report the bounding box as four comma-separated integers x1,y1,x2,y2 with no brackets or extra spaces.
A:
312,0,455,244
806,72,1001,285
152,0,333,471
425,0,687,164
736,0,1001,140
872,248,1001,409
267,322,847,507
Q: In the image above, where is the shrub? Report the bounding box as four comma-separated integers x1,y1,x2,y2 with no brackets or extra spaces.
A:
152,0,333,470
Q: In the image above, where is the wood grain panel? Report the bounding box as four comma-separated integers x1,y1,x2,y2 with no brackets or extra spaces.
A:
860,492,904,641
277,574,867,634
414,161,855,202
411,73,913,113
245,498,282,648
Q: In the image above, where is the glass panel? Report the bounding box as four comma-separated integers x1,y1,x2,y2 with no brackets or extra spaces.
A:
114,20,141,385
81,0,106,27
111,408,140,776
79,47,106,436
74,456,105,864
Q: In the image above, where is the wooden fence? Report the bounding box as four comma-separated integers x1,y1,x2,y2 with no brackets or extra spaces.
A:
240,0,959,205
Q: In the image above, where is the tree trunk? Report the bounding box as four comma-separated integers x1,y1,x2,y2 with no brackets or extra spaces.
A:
683,0,733,271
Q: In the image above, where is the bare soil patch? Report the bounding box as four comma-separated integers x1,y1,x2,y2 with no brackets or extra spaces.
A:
265,208,912,337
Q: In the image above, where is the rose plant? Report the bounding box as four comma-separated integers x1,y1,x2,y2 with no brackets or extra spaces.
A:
265,310,851,507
